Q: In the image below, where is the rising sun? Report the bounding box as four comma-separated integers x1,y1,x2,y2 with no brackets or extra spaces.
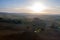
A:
27,2,46,13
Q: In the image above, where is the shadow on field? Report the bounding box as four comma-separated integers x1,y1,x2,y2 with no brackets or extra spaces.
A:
0,31,43,40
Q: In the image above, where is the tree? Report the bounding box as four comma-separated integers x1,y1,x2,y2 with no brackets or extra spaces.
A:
32,18,46,32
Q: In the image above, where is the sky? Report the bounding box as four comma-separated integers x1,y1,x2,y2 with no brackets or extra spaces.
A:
0,0,60,14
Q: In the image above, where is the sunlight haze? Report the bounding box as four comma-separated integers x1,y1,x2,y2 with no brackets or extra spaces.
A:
0,0,60,15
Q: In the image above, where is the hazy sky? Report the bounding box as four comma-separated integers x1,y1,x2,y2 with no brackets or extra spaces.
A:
0,0,60,14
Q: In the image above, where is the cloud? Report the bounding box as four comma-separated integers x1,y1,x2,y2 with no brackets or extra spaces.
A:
0,6,60,15
0,8,33,13
43,6,60,14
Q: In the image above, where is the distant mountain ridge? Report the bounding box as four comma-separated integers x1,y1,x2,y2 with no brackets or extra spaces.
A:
0,12,60,22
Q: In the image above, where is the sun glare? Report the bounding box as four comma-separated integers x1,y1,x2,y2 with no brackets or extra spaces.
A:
27,2,47,13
